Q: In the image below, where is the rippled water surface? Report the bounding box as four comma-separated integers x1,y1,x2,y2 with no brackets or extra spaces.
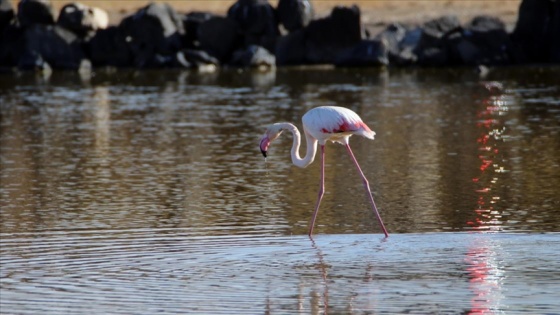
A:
1,67,559,314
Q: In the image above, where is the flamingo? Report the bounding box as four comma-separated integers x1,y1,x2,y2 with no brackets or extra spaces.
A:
259,106,389,237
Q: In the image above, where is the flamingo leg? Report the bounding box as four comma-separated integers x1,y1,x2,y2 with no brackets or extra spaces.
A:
308,144,325,236
345,144,389,237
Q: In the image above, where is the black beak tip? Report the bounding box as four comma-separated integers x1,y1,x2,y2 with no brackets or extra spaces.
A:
261,150,267,158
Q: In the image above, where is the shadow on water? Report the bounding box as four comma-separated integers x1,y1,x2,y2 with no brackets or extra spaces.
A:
1,66,560,314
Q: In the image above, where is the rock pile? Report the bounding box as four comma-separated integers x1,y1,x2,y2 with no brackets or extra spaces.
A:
0,0,558,72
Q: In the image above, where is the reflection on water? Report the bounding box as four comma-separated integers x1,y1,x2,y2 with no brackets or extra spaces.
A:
1,231,559,314
465,236,505,314
2,67,559,235
1,67,560,314
470,83,513,230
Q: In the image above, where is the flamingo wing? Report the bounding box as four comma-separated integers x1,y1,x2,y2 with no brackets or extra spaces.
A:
302,106,375,143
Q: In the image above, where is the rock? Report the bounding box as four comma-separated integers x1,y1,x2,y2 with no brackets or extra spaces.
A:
334,39,389,67
183,11,217,48
475,64,491,78
229,44,275,68
118,2,186,68
57,2,108,39
178,49,220,69
304,5,362,64
18,49,48,71
86,26,131,68
453,15,513,65
275,29,305,65
18,24,87,70
91,7,108,29
277,0,313,32
17,0,55,27
198,16,239,63
0,23,22,69
419,15,461,46
0,0,15,69
376,23,406,56
0,0,14,31
511,0,560,63
227,0,279,51
376,23,419,65
414,15,461,66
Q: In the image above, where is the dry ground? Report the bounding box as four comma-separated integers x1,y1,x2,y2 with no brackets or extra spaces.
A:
50,0,522,32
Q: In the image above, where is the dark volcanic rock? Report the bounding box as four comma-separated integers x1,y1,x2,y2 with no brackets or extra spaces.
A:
375,23,420,65
413,15,461,66
227,0,279,51
453,15,513,65
57,2,101,38
277,0,313,32
118,2,185,68
230,44,275,68
183,11,217,48
198,16,239,63
334,39,389,67
275,29,305,65
19,24,87,70
511,0,560,63
17,0,55,27
86,26,131,68
304,5,362,64
0,0,14,31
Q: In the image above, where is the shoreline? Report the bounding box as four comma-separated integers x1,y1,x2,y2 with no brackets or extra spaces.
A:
4,0,540,71
51,0,522,33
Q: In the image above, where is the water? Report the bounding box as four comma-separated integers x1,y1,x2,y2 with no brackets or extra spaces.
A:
1,232,559,314
1,66,559,314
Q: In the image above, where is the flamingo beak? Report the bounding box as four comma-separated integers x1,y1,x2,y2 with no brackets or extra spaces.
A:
260,136,270,157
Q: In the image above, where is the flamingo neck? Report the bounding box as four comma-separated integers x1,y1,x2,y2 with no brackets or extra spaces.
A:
281,123,318,168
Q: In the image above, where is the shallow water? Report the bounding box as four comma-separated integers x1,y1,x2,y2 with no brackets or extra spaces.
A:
1,66,559,314
1,231,559,314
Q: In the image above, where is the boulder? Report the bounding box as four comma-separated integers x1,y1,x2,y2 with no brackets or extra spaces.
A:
413,15,461,66
304,5,362,64
0,23,22,69
0,0,15,69
18,24,87,70
275,29,305,65
86,26,131,68
183,11,217,48
511,0,560,63
277,0,313,32
375,23,419,65
229,44,275,68
57,2,108,38
118,2,185,68
452,15,513,65
198,16,239,63
376,23,406,56
177,49,220,69
334,39,389,67
91,7,108,29
227,0,279,51
17,0,55,27
0,0,14,32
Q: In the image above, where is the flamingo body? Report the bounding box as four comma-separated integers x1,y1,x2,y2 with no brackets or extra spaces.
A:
259,106,389,237
302,106,375,145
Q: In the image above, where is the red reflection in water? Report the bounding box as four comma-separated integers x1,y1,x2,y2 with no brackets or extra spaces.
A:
465,243,503,314
465,83,509,309
469,82,509,231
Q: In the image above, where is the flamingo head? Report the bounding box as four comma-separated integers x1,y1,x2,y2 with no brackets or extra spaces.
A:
259,124,284,157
